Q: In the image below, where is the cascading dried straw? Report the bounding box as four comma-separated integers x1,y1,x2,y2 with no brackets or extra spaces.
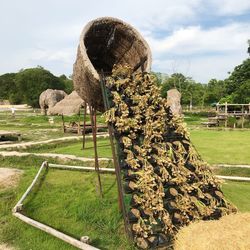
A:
105,64,236,249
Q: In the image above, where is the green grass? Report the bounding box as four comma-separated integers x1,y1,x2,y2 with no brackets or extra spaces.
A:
0,160,134,250
24,137,112,158
190,130,250,164
0,155,97,169
1,111,250,249
0,162,249,250
213,167,250,177
0,111,106,142
24,130,250,166
0,156,250,250
222,181,250,212
184,114,205,126
51,140,112,158
0,111,105,127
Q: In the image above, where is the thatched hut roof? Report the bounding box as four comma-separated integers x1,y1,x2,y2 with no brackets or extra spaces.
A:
49,91,84,116
73,17,152,112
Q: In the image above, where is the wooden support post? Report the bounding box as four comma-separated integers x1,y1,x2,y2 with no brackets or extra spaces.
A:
17,134,22,142
90,106,103,198
82,102,87,150
223,103,227,128
78,110,81,135
99,73,132,239
242,115,245,128
62,114,65,133
107,127,123,212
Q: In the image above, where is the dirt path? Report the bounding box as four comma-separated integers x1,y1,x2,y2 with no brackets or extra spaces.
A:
0,133,109,150
0,151,111,162
0,168,23,189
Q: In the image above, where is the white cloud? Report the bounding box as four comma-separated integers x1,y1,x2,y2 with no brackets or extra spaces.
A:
147,22,250,82
152,53,247,83
147,23,250,55
0,0,249,82
209,0,250,15
31,48,74,63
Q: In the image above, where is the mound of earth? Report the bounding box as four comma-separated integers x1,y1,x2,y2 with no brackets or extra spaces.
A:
175,212,250,250
0,168,23,189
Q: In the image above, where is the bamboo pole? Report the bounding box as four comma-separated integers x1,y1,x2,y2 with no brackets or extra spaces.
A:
49,163,115,173
13,161,48,212
213,164,250,169
216,175,250,182
13,213,100,250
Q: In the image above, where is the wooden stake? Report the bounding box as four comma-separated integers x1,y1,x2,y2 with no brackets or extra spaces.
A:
78,110,81,135
90,106,103,198
82,102,87,150
99,73,132,239
62,114,65,133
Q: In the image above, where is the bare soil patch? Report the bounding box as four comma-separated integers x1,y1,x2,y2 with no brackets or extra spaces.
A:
0,244,16,250
0,168,23,189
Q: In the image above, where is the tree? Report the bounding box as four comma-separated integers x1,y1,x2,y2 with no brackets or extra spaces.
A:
15,67,65,107
59,74,73,94
161,73,206,108
151,72,168,86
225,58,250,95
204,79,226,105
0,73,16,100
233,80,250,103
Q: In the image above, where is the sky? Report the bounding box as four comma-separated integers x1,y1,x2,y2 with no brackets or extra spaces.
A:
0,0,250,83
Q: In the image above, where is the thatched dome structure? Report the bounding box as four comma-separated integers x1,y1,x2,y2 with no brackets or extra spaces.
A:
49,91,84,116
73,17,152,112
39,89,67,115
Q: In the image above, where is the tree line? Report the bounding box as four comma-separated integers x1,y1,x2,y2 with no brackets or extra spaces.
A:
155,58,250,108
0,58,249,108
0,66,73,107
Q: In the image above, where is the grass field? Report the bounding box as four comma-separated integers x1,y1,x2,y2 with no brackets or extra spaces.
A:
0,158,249,250
0,111,250,249
22,129,250,165
222,181,250,212
0,111,106,142
23,137,113,158
0,160,134,250
190,130,250,164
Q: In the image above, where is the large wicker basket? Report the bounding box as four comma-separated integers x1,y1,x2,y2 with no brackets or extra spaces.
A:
73,17,152,112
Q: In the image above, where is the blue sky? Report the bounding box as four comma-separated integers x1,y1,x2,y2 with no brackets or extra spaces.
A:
0,0,249,83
